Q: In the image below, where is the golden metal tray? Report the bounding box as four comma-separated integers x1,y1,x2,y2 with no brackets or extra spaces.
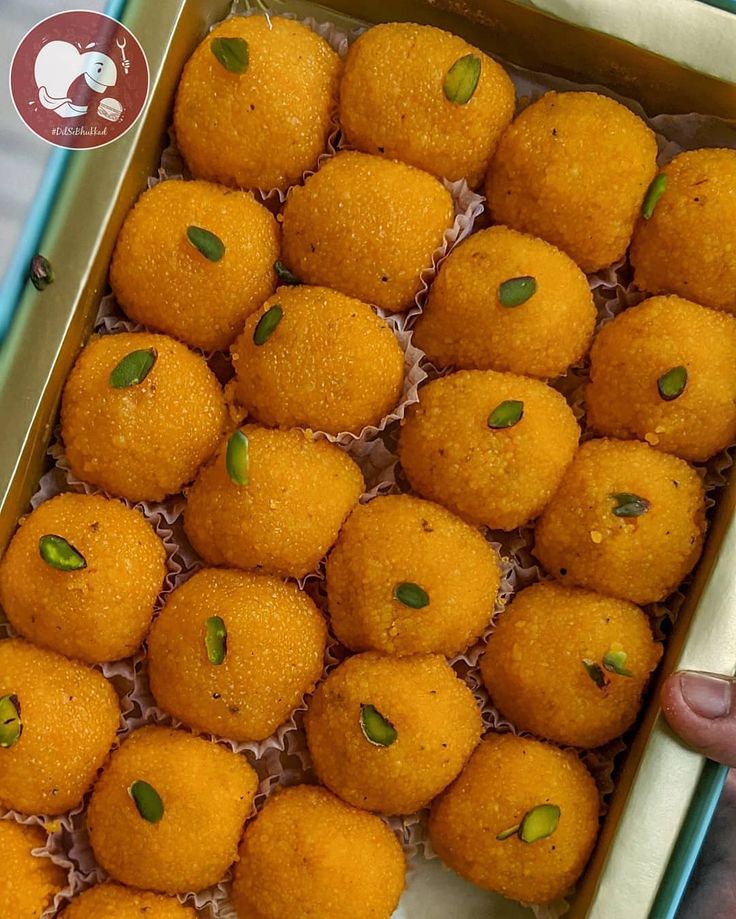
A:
1,2,735,915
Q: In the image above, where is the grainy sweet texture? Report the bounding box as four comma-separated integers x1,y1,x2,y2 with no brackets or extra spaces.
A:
231,285,405,435
339,22,515,186
3,9,736,919
631,148,736,314
230,785,406,919
86,726,257,894
429,734,600,905
0,820,66,919
0,493,166,664
61,332,226,503
413,226,596,379
326,494,501,656
174,16,342,191
61,883,197,919
399,370,580,530
0,639,120,816
480,583,663,748
183,424,364,579
280,151,454,312
486,91,658,272
148,569,327,742
534,439,706,605
586,295,736,462
305,652,482,815
110,179,280,351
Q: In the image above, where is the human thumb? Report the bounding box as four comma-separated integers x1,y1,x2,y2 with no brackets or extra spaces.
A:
661,670,736,768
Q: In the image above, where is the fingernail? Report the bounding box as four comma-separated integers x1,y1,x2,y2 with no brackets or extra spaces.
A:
679,671,734,720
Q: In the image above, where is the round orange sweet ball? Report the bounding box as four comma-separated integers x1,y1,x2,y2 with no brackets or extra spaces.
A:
62,884,196,919
414,225,596,378
398,370,579,530
0,638,119,816
534,438,706,605
230,284,404,435
231,785,406,919
480,582,662,748
87,726,257,893
280,151,454,313
631,148,736,314
110,179,279,351
0,821,66,919
183,425,363,579
148,568,327,742
429,733,600,905
61,331,226,503
586,295,736,462
486,91,657,272
340,22,515,186
326,494,501,657
305,652,482,815
174,15,341,192
0,493,166,664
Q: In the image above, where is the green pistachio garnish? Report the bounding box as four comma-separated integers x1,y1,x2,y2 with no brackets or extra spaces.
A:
488,400,524,430
657,366,688,402
603,648,633,677
109,348,157,389
274,260,301,286
210,36,249,74
393,582,429,609
205,616,227,665
186,226,225,262
226,430,250,486
0,695,22,748
498,276,537,308
642,174,667,219
443,54,481,105
38,534,86,571
520,804,561,843
496,804,561,843
253,305,283,345
582,658,609,691
359,704,397,747
30,254,54,291
129,780,164,823
610,493,650,518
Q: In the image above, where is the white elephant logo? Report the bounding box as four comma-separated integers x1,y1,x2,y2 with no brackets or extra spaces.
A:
34,40,118,119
